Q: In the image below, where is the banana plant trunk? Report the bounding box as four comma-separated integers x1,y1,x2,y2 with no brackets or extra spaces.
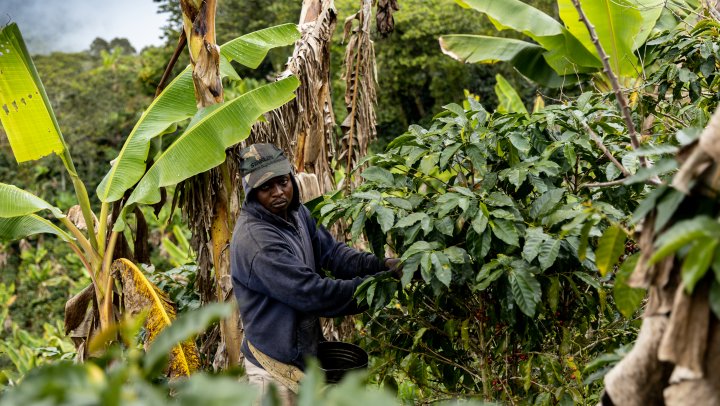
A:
178,0,241,369
209,169,241,368
180,0,223,108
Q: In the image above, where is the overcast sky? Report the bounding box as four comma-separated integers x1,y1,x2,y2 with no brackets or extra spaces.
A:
2,0,169,54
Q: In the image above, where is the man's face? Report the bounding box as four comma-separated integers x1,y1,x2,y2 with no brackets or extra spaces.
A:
255,174,293,216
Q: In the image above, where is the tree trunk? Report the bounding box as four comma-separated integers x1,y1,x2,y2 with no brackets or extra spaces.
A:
178,0,241,369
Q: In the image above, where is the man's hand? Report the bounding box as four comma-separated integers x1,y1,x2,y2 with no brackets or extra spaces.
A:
384,258,403,279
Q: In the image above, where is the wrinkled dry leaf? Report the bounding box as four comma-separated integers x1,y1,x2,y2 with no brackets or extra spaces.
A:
296,172,322,202
339,0,377,190
376,0,399,37
248,0,338,195
66,205,98,232
64,283,94,335
112,258,200,377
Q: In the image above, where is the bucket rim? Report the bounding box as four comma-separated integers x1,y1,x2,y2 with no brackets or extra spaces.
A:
317,341,368,372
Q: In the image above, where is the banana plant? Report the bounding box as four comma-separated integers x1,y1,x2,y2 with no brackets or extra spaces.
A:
0,22,299,373
439,0,686,87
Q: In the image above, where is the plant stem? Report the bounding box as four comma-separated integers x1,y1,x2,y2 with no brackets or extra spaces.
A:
56,144,100,251
97,202,109,253
59,217,96,260
582,122,630,177
98,231,119,329
155,31,187,98
101,263,115,329
581,178,633,188
67,242,98,289
478,303,491,400
100,231,119,295
582,175,662,188
570,0,648,168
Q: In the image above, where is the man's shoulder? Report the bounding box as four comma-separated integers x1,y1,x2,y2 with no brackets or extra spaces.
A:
294,203,312,217
294,204,318,229
234,212,289,248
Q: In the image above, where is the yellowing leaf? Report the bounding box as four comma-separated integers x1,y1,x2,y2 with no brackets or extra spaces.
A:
596,225,627,276
111,258,199,378
0,23,65,162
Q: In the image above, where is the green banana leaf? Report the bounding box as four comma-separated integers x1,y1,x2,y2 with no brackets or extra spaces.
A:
221,23,300,68
113,76,300,231
219,23,300,80
95,67,197,203
96,24,300,204
630,0,665,50
0,183,64,218
454,0,600,73
439,35,578,88
0,215,73,242
455,0,563,42
558,0,650,77
0,23,65,163
541,30,603,75
494,74,527,115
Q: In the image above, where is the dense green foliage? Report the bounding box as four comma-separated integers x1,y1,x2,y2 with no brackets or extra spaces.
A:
0,2,517,383
1,303,496,406
311,8,720,404
626,18,720,309
317,94,648,402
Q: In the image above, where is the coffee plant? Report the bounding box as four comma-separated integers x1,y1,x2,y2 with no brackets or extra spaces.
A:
315,90,680,402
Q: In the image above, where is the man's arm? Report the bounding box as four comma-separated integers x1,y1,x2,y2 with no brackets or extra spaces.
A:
312,221,390,279
247,242,367,317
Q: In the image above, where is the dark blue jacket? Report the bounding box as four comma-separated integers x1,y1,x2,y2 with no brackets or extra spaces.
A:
230,179,387,370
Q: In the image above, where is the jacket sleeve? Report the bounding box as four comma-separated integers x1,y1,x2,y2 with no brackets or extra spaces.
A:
247,241,367,317
310,219,388,280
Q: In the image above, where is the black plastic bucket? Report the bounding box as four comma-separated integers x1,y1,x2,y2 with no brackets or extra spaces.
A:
317,341,368,383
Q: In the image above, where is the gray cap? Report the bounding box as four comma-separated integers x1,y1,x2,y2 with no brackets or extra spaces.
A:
238,143,293,193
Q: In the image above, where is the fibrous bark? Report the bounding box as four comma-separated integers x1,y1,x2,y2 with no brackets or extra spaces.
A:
248,0,339,198
180,0,223,108
339,0,377,191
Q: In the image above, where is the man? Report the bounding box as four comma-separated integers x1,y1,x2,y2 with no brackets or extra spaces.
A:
230,143,399,403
